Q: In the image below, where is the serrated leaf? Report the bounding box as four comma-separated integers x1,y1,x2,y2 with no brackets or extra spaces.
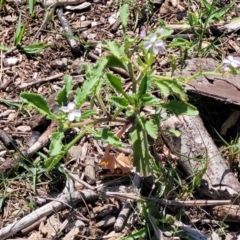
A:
169,80,188,102
129,123,150,176
106,73,123,92
80,109,97,119
74,58,108,108
49,132,64,156
95,128,124,147
141,94,161,106
155,79,188,101
162,100,199,116
139,74,152,96
56,75,73,105
119,4,129,28
103,40,128,61
20,92,56,119
105,56,127,71
154,80,170,98
145,119,158,139
108,96,128,108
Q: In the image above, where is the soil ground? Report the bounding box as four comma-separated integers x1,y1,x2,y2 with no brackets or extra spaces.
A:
1,0,240,239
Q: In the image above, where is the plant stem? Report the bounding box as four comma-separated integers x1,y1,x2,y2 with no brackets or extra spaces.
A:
66,117,129,130
128,62,136,93
185,71,223,82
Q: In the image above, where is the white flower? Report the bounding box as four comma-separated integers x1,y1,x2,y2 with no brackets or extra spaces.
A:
143,33,165,55
222,65,230,72
61,102,81,122
223,56,240,68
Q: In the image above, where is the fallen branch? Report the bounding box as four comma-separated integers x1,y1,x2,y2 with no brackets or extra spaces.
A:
0,189,98,240
161,115,240,200
57,8,81,53
18,73,64,89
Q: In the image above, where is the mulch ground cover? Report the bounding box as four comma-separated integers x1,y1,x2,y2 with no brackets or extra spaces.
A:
1,0,240,239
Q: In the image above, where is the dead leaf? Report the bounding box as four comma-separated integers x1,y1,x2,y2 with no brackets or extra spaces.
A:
100,146,132,173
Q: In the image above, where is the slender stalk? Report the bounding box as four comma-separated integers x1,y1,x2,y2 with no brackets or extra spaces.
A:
185,71,223,82
128,62,136,93
67,117,129,130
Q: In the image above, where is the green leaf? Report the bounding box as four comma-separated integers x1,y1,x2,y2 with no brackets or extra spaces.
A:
154,79,188,102
122,228,146,240
169,38,191,47
119,4,129,29
19,42,51,54
29,0,36,17
106,73,123,92
80,109,98,119
162,100,199,116
95,128,125,147
56,75,73,105
105,56,127,71
145,119,158,139
45,131,65,170
49,132,64,156
129,123,150,176
74,58,108,108
141,94,161,106
211,4,233,21
165,129,181,137
157,28,174,39
14,14,26,46
168,80,188,102
103,40,128,61
45,152,65,171
108,96,128,108
20,92,56,119
154,80,170,98
0,45,10,51
139,74,151,96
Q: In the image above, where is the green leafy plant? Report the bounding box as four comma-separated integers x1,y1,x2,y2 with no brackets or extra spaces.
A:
28,0,36,17
8,13,51,54
0,0,6,8
14,13,26,47
186,0,234,57
20,4,239,177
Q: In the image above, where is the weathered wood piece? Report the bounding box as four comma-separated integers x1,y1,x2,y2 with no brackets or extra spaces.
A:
211,205,240,222
43,0,85,7
178,58,240,105
0,189,98,240
161,115,240,200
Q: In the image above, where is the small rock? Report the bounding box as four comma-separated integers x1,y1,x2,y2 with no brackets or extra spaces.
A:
5,15,17,23
16,125,31,132
100,17,105,24
67,145,82,160
87,33,97,40
50,58,68,69
3,57,19,67
91,21,99,27
65,2,91,10
108,12,119,25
